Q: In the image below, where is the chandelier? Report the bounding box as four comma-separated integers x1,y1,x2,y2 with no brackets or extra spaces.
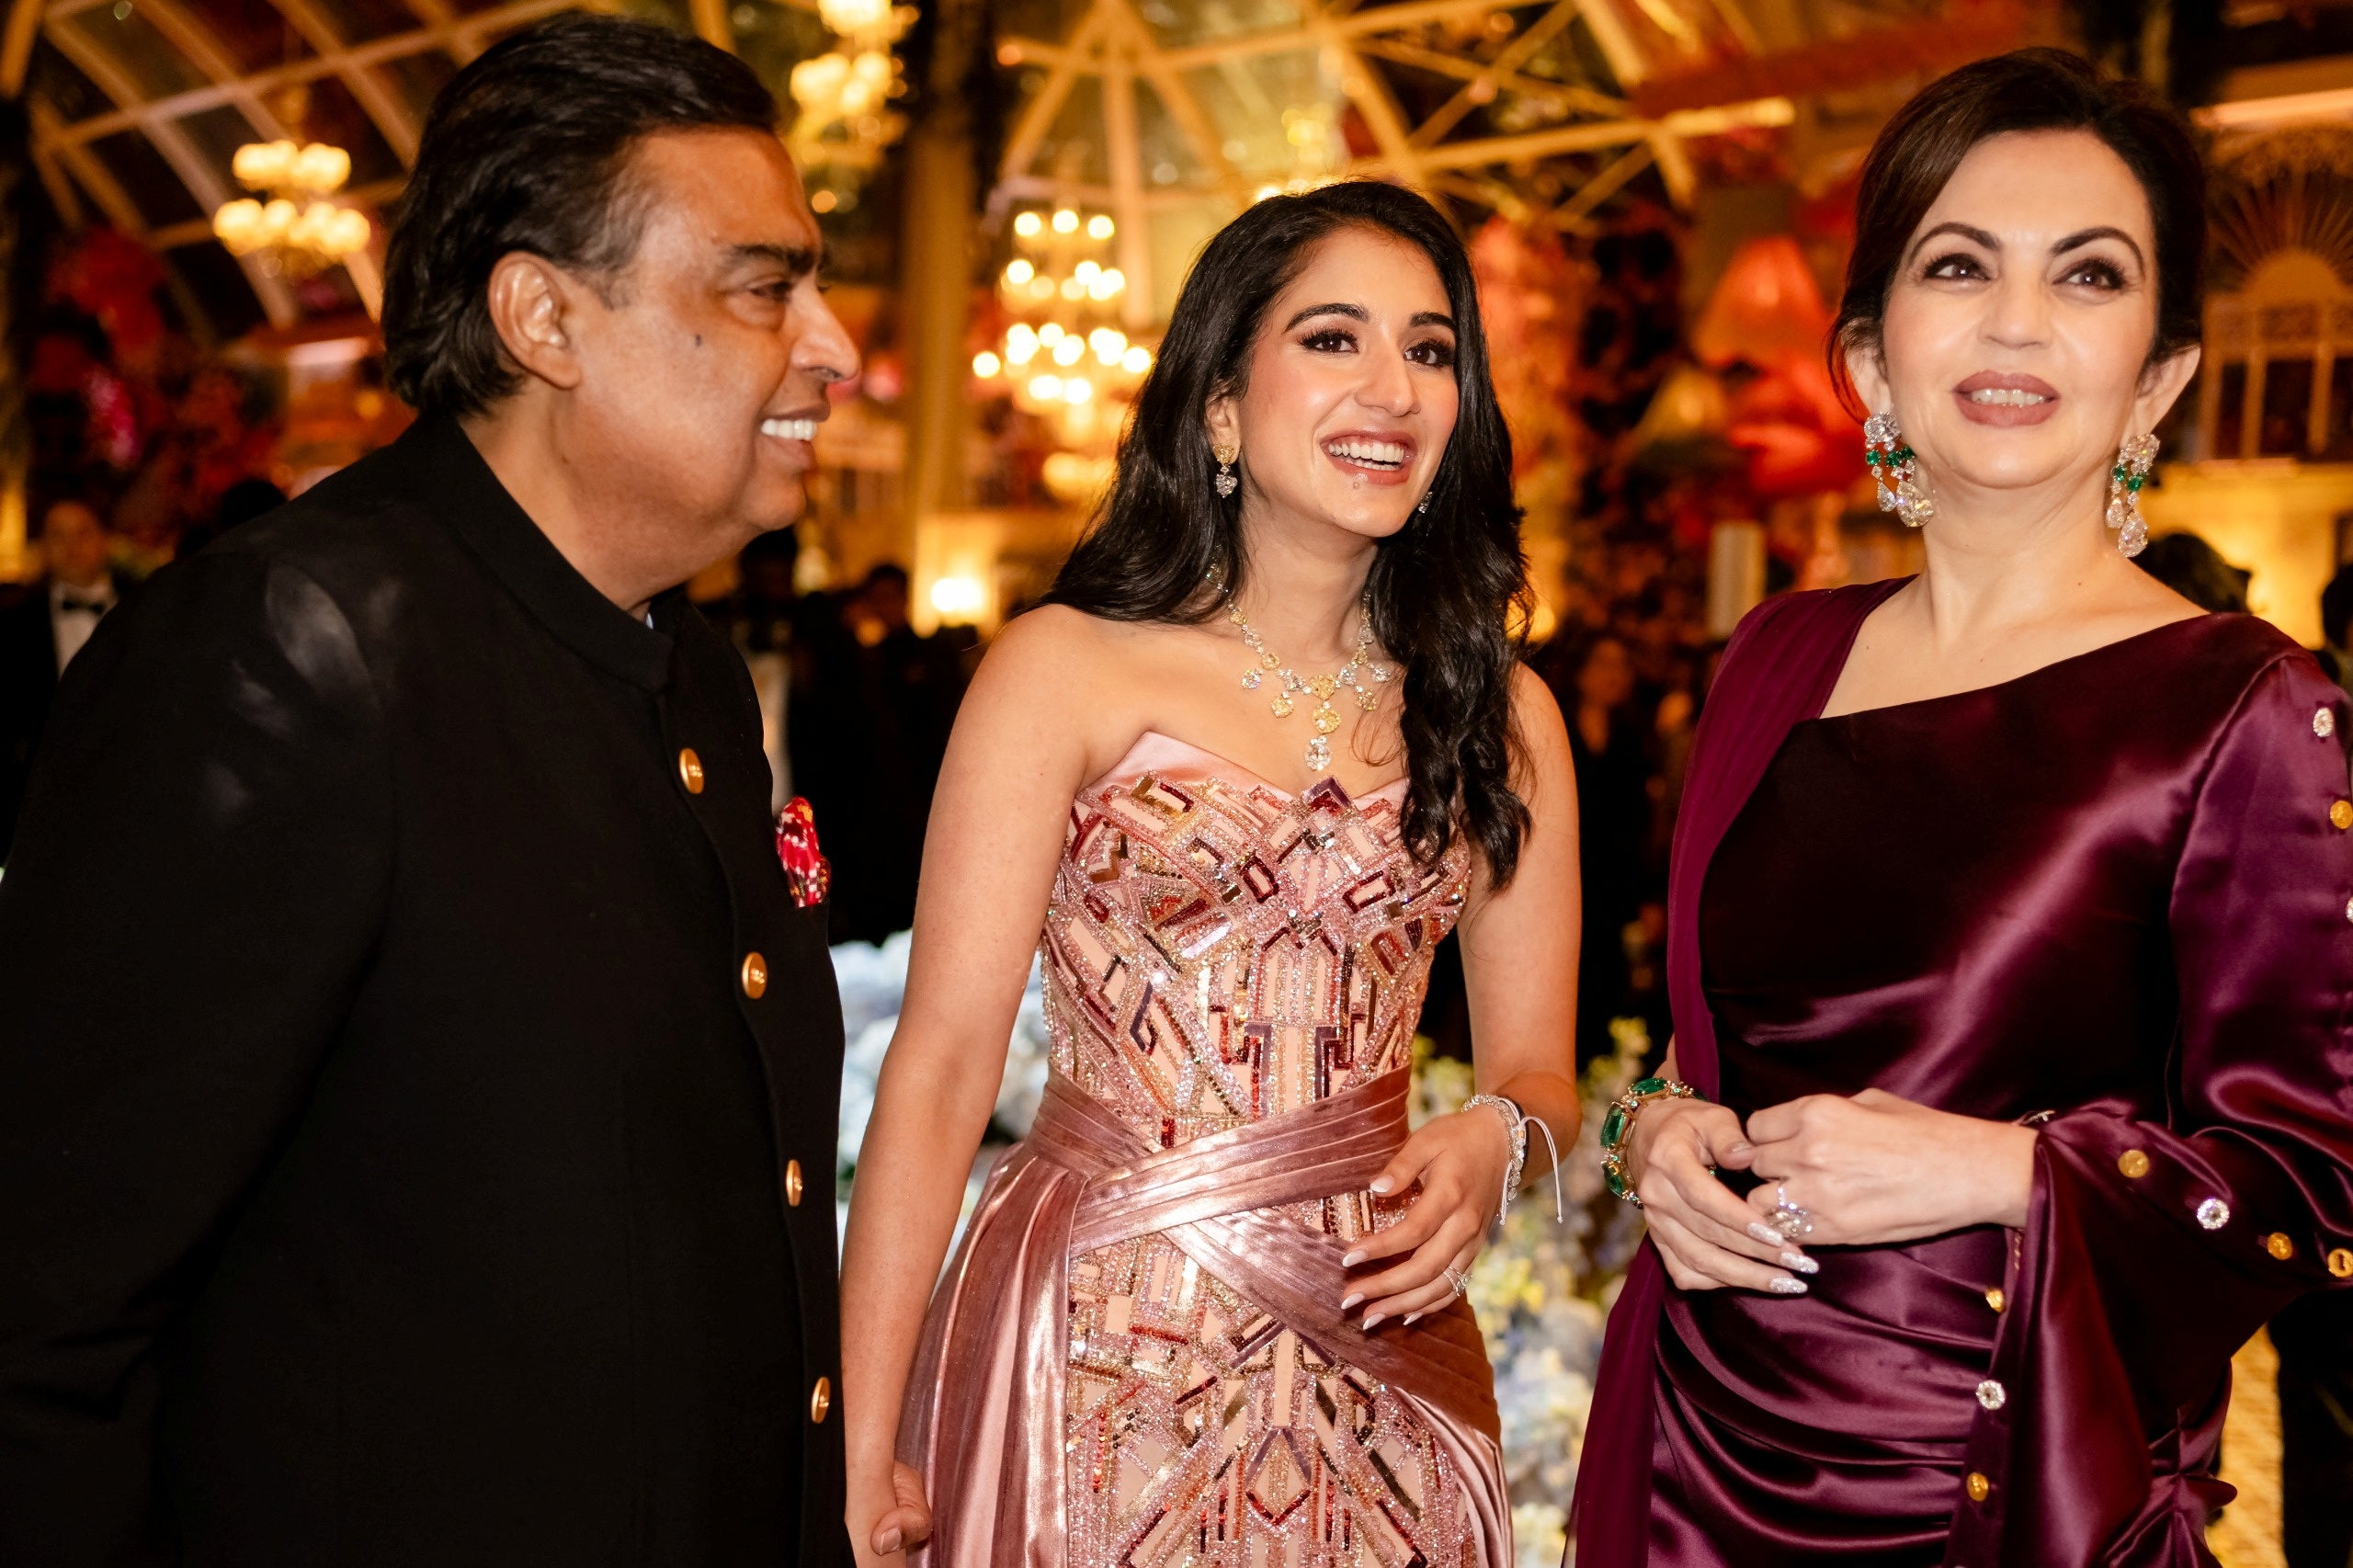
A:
787,0,915,212
972,207,1154,451
211,140,372,278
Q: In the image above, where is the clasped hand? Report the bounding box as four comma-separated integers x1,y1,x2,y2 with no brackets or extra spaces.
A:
1629,1087,2037,1294
1337,1106,1514,1331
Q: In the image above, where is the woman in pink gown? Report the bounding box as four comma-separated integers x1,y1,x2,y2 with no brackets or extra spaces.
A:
1574,51,2353,1565
839,181,1582,1568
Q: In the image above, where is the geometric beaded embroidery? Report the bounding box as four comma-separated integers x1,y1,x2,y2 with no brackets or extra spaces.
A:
1043,739,1478,1567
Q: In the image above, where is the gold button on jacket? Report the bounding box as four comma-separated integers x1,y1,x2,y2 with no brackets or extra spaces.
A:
784,1158,804,1207
2118,1149,2150,1179
676,747,705,795
2266,1232,2296,1261
1984,1288,2006,1313
740,952,767,999
1965,1472,1992,1504
810,1376,832,1423
2330,1247,2353,1279
2332,799,2353,831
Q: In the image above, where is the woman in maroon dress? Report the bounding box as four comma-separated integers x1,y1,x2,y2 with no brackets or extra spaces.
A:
1574,50,2353,1566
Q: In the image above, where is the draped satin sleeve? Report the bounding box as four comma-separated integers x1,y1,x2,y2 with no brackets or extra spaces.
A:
1953,653,2353,1565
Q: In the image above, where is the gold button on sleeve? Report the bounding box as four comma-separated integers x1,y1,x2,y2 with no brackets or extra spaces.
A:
2267,1233,2296,1261
785,1158,804,1207
2332,800,2353,831
2118,1149,2150,1179
677,747,706,795
1984,1288,2006,1313
740,952,767,999
2330,1247,2353,1279
1965,1471,1992,1504
810,1376,832,1423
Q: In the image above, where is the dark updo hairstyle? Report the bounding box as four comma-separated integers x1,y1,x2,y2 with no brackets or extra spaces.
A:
1833,48,2206,409
1044,180,1532,884
382,15,779,418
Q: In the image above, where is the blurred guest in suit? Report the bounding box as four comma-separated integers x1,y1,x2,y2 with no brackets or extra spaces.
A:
2132,529,2250,616
2317,562,2353,691
175,475,288,559
792,563,968,943
0,499,131,859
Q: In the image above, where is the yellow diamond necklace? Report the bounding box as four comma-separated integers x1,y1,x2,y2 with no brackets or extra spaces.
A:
1226,597,1394,772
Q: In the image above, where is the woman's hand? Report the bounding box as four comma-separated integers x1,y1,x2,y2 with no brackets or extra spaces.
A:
847,1460,932,1566
1738,1088,2037,1246
1631,1096,1815,1295
1341,1108,1514,1329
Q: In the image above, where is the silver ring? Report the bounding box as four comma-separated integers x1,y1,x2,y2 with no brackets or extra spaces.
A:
1442,1264,1470,1299
1769,1183,1813,1239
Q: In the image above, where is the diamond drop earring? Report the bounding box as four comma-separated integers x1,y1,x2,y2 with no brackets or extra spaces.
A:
2107,433,2157,558
1864,412,1934,527
1211,441,1239,498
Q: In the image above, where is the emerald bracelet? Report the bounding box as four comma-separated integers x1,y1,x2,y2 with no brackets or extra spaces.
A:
1600,1075,1697,1206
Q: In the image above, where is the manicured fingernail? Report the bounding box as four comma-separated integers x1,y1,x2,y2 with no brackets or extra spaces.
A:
879,1529,902,1553
1729,1141,1753,1155
1403,1312,1422,1326
1342,1250,1366,1267
1341,1292,1363,1311
1768,1275,1808,1295
1369,1177,1394,1195
1780,1252,1818,1275
1363,1312,1384,1331
1747,1222,1786,1245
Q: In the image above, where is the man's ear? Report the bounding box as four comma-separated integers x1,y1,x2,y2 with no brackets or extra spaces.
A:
484,252,588,392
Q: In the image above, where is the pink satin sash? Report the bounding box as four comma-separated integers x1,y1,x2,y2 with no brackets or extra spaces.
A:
899,1068,1510,1567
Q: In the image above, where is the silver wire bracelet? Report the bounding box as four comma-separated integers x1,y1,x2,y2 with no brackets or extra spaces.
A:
1462,1093,1564,1230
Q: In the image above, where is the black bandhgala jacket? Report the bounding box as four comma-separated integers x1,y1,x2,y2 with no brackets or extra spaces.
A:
0,415,847,1567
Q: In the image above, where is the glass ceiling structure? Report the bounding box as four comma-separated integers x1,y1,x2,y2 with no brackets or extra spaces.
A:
2,0,1954,338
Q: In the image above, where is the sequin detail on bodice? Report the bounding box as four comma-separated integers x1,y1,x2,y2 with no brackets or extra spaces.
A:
1041,731,1478,1568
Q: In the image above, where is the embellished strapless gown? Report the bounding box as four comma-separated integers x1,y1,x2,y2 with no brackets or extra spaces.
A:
899,732,1510,1568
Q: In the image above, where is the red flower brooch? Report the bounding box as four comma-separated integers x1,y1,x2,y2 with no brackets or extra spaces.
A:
776,796,831,909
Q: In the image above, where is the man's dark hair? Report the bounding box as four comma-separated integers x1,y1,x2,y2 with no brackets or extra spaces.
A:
381,14,779,418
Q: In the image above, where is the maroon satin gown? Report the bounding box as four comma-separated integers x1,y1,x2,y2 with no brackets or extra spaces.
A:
1574,583,2353,1567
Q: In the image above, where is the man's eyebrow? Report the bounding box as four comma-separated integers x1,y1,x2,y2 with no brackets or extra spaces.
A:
1283,301,1368,331
726,242,821,279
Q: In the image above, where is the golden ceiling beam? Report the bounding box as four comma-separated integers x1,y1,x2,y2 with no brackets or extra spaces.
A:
258,0,425,163
37,0,576,146
40,20,299,324
686,0,733,52
1405,0,1585,149
2,0,42,96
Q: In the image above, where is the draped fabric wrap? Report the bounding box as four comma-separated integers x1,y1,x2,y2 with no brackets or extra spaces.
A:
1573,583,2353,1567
1573,582,1895,1566
901,1068,1509,1568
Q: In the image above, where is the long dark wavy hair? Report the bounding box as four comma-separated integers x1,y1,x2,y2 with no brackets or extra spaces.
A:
1044,180,1533,883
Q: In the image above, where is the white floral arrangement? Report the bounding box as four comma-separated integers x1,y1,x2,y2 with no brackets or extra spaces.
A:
829,937,1647,1568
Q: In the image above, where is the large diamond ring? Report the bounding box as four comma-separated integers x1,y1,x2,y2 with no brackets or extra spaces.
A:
1768,1184,1813,1239
1443,1264,1471,1300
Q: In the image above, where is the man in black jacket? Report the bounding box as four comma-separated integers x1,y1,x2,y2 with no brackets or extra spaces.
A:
0,17,860,1564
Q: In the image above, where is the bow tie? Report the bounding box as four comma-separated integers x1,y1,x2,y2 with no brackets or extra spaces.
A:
58,594,110,616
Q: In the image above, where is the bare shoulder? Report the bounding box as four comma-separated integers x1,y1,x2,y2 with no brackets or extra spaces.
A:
1509,661,1573,779
1510,660,1568,733
960,604,1177,788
